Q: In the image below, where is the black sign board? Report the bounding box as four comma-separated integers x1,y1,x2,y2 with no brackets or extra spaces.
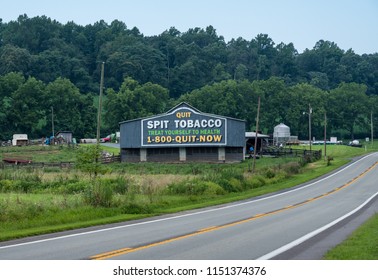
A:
141,106,227,146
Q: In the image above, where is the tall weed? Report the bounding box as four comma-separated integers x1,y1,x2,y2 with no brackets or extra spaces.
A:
83,181,113,207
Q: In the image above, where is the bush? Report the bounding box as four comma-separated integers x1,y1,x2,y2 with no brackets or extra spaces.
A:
56,181,89,194
0,179,16,192
265,168,276,179
202,181,226,196
83,181,113,207
282,162,301,175
265,171,286,185
121,202,152,214
167,179,227,196
218,178,244,193
106,177,131,195
245,175,266,189
166,180,203,195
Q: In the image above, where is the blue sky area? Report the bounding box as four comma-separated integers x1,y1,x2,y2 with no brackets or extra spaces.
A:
1,0,377,54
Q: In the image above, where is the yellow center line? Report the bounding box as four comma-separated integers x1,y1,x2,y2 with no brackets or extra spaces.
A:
91,161,377,260
91,247,133,260
197,226,218,232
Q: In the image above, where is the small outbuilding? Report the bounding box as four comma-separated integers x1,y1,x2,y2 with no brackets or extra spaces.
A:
55,131,73,143
245,132,269,155
119,102,246,163
12,134,28,146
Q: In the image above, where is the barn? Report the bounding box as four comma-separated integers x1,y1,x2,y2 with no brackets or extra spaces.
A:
119,102,246,163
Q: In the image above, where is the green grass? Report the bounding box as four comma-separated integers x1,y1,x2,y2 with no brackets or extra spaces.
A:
100,145,120,155
0,145,78,162
0,142,377,259
324,214,378,259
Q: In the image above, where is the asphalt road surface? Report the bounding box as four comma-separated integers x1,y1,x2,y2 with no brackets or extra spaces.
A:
0,152,377,260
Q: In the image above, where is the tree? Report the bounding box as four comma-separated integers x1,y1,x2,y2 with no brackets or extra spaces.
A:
0,44,31,75
253,77,288,131
76,144,107,179
274,42,298,81
7,77,46,137
252,34,277,80
0,72,25,139
286,83,327,139
179,79,259,129
45,78,97,138
104,78,170,132
1,15,61,54
328,83,369,139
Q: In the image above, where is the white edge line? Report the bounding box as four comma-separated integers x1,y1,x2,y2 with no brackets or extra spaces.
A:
1,153,376,250
256,190,378,260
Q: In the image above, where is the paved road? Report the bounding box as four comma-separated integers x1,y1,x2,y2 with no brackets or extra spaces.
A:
100,142,120,149
0,152,377,260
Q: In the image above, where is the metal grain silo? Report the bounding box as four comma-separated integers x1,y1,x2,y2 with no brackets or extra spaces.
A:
273,123,290,145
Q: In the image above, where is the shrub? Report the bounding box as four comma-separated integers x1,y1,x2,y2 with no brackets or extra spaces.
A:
83,181,113,207
0,179,16,192
167,180,226,196
121,202,152,214
76,145,107,179
282,162,301,175
111,177,131,195
219,168,244,181
245,175,266,189
202,181,226,196
265,171,286,185
166,180,204,195
18,180,39,193
56,181,89,194
265,168,276,179
218,178,244,192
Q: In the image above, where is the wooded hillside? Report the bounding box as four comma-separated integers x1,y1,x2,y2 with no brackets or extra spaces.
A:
0,15,377,140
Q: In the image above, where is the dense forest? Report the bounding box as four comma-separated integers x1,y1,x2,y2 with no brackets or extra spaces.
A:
0,15,377,141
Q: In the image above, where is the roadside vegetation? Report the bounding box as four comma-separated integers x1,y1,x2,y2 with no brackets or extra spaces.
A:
0,142,377,260
324,213,378,260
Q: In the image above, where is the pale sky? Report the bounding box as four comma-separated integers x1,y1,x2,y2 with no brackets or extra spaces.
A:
1,0,377,54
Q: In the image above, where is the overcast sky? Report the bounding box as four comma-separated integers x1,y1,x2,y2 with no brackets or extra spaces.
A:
1,0,377,54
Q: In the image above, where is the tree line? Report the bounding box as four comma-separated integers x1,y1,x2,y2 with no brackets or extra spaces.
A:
106,77,377,141
0,15,377,140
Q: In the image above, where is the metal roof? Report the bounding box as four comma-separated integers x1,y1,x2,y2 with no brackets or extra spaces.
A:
245,132,269,138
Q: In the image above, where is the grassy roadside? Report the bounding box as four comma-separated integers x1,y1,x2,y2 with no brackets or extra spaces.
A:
0,142,377,258
318,142,378,259
324,213,378,259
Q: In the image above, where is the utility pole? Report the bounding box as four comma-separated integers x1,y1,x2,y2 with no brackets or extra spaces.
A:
309,104,312,152
371,111,374,147
96,62,105,144
51,106,54,138
252,96,261,173
324,111,327,160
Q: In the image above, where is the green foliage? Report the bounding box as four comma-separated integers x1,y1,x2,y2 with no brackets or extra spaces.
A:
0,143,376,242
45,78,97,137
282,162,302,175
167,179,226,196
0,15,377,140
265,168,276,179
103,77,171,132
83,181,113,207
324,213,378,260
75,145,107,178
244,175,266,189
202,181,226,196
121,202,152,214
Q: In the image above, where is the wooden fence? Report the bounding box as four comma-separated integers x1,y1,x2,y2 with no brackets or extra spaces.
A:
1,155,121,169
261,147,322,160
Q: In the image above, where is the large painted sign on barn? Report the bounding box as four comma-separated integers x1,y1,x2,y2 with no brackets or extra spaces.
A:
141,104,227,146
